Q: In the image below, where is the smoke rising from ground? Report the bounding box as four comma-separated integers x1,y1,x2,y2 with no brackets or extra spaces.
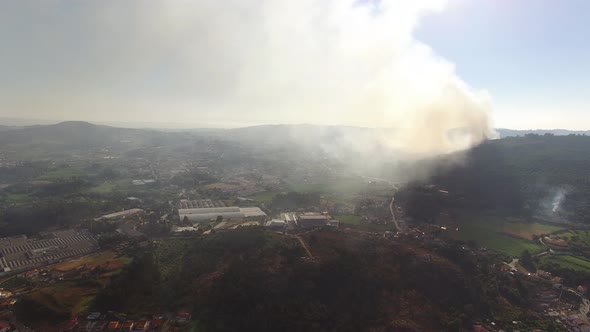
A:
551,189,567,213
0,0,494,156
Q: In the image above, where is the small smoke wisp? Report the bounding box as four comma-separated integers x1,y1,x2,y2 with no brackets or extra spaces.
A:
551,189,566,213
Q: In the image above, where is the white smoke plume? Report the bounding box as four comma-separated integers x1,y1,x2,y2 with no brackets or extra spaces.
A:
551,189,566,213
0,0,495,155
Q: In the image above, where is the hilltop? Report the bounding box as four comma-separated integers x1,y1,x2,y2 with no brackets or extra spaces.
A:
88,227,560,332
428,134,590,222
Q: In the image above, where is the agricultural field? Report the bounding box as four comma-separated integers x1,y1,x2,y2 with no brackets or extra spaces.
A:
500,222,565,240
0,192,32,204
88,179,132,194
559,230,590,245
21,250,133,318
335,215,362,226
541,255,590,273
287,178,369,194
29,282,97,315
52,250,131,274
450,215,545,256
335,214,394,232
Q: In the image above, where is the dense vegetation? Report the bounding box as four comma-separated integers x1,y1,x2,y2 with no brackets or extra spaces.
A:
429,134,590,222
91,228,561,331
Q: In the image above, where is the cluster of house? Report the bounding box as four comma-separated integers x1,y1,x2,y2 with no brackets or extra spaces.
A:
63,310,192,332
0,320,10,332
265,212,339,231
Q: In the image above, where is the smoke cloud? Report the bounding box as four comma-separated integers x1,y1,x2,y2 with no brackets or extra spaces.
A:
0,0,495,155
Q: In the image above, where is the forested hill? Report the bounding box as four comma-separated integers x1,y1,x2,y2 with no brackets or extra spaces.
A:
431,134,590,222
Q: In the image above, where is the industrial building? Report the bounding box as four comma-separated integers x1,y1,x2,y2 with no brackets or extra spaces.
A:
272,212,339,229
96,208,145,222
265,219,287,230
177,199,227,209
0,229,98,275
178,206,267,223
296,212,331,228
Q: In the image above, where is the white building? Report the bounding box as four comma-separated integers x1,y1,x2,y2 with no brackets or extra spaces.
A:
179,206,267,223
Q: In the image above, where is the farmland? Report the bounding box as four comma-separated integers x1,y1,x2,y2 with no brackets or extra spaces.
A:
500,222,565,240
335,214,362,226
450,215,546,256
541,255,590,273
335,214,395,232
15,250,133,324
52,250,132,274
287,178,369,194
88,179,132,194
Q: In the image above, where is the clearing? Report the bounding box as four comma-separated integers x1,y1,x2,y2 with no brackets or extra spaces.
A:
500,222,565,240
451,215,545,256
52,250,131,273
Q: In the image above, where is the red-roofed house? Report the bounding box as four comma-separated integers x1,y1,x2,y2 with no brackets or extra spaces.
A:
133,320,150,332
0,320,10,332
106,321,119,331
473,323,489,332
176,310,191,324
62,316,78,331
121,320,135,331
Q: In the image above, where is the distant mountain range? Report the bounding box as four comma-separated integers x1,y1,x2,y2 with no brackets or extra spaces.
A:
1,118,587,138
496,128,590,137
0,121,588,152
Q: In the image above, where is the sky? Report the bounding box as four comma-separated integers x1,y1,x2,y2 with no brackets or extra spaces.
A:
0,0,588,130
415,0,590,130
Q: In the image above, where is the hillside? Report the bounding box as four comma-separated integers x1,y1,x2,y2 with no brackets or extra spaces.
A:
0,121,194,159
87,227,557,332
428,134,590,222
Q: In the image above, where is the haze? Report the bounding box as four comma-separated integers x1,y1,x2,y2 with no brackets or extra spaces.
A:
0,0,499,152
1,1,588,147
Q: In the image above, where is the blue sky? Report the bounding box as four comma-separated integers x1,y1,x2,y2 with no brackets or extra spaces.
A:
415,0,590,129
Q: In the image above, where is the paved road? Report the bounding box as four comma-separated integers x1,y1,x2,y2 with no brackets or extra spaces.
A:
291,235,314,259
0,275,17,286
389,196,400,231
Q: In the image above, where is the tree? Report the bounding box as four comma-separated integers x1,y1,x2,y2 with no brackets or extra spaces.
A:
180,215,191,226
520,250,536,272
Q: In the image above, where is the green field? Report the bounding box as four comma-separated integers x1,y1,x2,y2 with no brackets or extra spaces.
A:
500,222,565,240
334,214,395,232
38,168,85,180
287,178,369,194
541,255,590,273
335,215,362,226
1,193,32,204
89,181,118,193
559,230,590,246
451,216,544,256
88,179,131,194
248,191,281,203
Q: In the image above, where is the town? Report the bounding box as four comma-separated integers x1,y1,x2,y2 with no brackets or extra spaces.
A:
1,123,590,332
